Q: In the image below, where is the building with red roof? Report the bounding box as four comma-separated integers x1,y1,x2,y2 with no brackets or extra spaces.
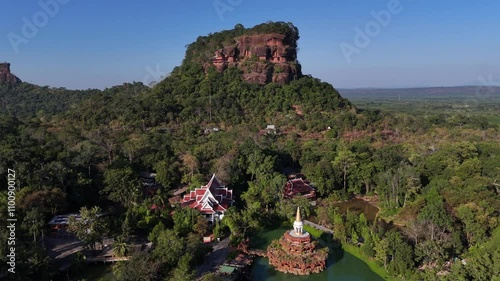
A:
283,178,316,200
182,174,233,223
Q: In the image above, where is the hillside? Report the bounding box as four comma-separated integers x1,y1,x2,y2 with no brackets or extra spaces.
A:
145,22,352,133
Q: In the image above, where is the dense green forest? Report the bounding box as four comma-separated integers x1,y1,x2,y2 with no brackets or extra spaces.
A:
0,22,498,281
0,82,103,119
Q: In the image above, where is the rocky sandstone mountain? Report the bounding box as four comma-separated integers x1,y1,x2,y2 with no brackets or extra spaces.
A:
0,63,21,84
182,22,303,85
208,33,302,84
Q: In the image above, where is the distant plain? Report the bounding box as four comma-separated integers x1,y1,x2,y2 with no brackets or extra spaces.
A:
340,86,500,126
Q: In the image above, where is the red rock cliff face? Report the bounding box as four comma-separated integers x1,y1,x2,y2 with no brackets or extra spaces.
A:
0,63,21,84
208,33,301,84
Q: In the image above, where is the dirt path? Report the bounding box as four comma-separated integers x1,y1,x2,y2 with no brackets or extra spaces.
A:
304,220,334,235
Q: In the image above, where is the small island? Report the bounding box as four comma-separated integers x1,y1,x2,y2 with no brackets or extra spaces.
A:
267,207,328,275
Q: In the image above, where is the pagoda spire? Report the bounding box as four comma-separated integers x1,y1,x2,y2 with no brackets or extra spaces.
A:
293,207,303,235
295,207,302,222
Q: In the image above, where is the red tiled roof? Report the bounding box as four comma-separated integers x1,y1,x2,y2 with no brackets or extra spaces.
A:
284,178,316,199
181,174,233,215
207,175,223,191
214,204,227,212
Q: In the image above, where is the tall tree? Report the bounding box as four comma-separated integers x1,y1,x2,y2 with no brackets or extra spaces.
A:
388,236,414,279
418,187,452,241
22,207,45,243
455,202,495,246
168,254,195,281
152,229,185,270
172,207,200,236
102,166,141,208
181,153,199,183
242,172,285,212
374,234,389,270
223,207,260,238
68,206,107,250
19,188,68,216
154,158,181,191
332,146,357,192
378,163,421,209
113,252,160,281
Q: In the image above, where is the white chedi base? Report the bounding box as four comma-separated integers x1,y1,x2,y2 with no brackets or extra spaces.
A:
293,220,304,235
288,229,310,238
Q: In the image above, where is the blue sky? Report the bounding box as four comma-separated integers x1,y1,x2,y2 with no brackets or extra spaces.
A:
1,0,499,89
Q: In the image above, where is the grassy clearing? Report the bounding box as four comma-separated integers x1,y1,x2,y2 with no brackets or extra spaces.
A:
303,224,324,238
342,243,396,281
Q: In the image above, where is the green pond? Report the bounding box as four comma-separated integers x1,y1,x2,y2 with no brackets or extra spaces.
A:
251,228,385,281
332,198,379,222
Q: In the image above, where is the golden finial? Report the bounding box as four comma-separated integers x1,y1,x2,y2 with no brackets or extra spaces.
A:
295,207,301,222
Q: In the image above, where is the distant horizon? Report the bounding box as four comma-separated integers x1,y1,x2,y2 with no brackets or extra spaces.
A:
7,61,500,92
4,56,500,91
338,85,500,90
2,0,500,89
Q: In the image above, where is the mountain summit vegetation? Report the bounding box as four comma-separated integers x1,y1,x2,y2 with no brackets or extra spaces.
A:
0,22,498,280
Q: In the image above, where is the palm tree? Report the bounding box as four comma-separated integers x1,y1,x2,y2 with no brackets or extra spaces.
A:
112,237,130,257
151,188,166,209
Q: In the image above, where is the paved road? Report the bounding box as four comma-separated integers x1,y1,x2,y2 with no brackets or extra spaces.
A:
304,220,334,235
45,236,83,270
196,237,230,277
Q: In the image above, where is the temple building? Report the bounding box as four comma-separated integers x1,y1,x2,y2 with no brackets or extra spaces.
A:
181,174,233,223
267,207,328,275
283,177,316,200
